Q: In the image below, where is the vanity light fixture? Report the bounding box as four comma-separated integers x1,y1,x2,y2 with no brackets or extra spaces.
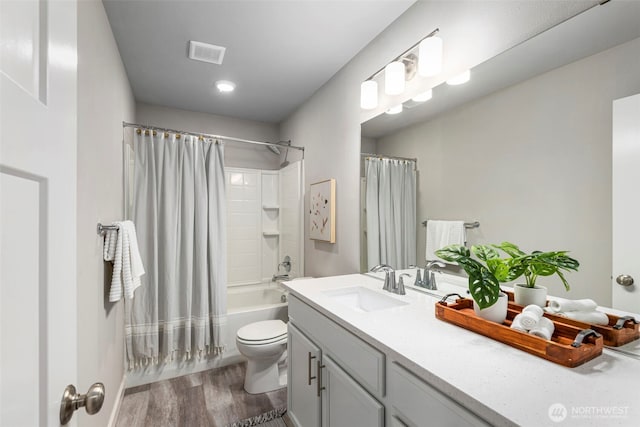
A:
418,36,443,77
216,80,236,93
360,80,378,109
446,69,471,85
360,28,440,110
412,89,433,103
386,104,403,115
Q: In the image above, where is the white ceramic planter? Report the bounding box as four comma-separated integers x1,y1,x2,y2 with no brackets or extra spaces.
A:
513,284,547,307
473,293,508,324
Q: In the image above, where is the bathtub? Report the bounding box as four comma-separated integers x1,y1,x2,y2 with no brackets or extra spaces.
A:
125,283,288,388
226,283,289,348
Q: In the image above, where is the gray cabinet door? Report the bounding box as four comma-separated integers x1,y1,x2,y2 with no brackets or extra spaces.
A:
321,355,384,427
288,323,321,427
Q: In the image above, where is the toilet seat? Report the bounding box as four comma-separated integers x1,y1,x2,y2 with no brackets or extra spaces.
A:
237,320,287,345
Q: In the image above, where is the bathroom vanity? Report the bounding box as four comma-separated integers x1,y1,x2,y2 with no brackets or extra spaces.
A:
282,274,640,427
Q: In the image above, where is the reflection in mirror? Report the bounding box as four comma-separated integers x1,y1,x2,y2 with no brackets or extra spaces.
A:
360,153,417,272
360,1,640,311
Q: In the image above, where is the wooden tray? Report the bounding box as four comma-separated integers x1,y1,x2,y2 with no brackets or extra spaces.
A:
505,291,640,347
435,296,603,368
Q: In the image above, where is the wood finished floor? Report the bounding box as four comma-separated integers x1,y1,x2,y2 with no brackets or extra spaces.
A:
116,362,288,427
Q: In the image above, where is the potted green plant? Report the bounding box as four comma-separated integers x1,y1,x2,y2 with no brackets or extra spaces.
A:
436,242,579,311
435,245,507,323
489,242,579,307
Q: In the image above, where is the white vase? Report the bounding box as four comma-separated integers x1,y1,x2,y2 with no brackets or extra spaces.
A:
473,293,508,324
513,284,547,307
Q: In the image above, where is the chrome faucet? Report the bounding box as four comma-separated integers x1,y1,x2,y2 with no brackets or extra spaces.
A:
396,273,409,295
370,264,397,293
424,260,446,290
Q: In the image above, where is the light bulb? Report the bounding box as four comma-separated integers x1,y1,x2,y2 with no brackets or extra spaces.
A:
418,36,443,77
385,61,405,95
216,80,236,92
446,70,471,85
360,80,378,110
412,89,433,103
386,104,403,115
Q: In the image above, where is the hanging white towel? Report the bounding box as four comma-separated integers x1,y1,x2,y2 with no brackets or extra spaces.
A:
109,221,145,302
425,220,466,263
103,229,118,261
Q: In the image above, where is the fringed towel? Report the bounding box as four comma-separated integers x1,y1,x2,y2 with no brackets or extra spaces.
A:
108,220,145,301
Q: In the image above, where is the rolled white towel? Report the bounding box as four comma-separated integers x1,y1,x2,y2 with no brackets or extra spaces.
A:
548,298,597,313
557,310,610,325
518,310,542,330
510,314,528,332
530,326,553,341
537,316,555,334
523,305,544,318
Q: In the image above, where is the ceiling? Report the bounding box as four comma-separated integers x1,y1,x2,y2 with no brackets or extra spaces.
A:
102,0,415,124
362,0,640,139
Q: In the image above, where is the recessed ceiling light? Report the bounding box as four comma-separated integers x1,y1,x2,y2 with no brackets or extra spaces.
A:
386,105,403,115
446,69,471,85
216,80,236,93
412,89,433,103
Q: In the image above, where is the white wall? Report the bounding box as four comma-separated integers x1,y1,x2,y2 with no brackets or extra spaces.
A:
136,102,281,170
280,0,597,278
376,37,640,305
76,0,135,425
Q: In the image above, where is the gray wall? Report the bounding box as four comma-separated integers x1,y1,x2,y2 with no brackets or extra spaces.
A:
77,0,135,425
376,37,640,305
136,103,282,170
280,0,597,278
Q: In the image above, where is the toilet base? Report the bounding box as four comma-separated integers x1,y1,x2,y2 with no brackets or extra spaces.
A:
244,358,287,394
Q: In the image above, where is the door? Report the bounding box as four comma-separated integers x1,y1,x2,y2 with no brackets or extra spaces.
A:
612,94,640,313
321,355,384,427
287,324,321,427
1,0,78,425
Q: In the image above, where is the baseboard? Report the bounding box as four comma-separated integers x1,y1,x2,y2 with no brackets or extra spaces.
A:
107,375,127,427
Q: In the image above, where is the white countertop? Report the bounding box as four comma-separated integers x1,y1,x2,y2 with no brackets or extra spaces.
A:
282,273,640,427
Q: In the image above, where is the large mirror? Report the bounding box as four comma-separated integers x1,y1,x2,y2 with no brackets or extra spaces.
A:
360,1,640,313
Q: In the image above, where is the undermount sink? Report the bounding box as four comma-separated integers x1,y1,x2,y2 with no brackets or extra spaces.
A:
323,286,409,312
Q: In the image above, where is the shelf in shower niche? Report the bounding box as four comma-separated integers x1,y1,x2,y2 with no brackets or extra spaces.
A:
435,296,603,368
263,231,280,236
262,205,280,210
504,291,640,347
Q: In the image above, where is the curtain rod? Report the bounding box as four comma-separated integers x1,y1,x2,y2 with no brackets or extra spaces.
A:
361,152,417,163
122,121,304,152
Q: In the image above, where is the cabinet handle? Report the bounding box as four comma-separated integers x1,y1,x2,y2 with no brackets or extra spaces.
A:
307,352,317,386
317,360,326,397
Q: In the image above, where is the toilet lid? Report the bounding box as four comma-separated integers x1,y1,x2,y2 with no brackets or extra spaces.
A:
237,320,287,342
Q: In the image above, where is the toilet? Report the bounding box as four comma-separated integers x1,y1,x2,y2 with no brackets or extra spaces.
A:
236,319,288,394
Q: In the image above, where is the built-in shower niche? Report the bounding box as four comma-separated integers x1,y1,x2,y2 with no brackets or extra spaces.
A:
226,162,304,288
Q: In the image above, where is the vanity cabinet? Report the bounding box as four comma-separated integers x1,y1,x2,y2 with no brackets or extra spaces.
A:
287,295,385,427
288,323,321,427
388,362,490,427
287,293,490,427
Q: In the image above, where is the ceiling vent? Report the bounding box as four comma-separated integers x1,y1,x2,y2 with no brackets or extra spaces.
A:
188,41,226,65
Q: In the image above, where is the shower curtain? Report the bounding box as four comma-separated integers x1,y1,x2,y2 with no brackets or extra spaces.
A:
125,131,227,367
365,157,416,270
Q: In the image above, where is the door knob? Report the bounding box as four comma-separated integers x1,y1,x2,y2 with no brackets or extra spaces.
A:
59,382,105,425
616,274,634,287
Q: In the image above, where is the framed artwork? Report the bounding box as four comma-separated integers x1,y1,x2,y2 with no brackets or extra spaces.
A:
309,178,336,243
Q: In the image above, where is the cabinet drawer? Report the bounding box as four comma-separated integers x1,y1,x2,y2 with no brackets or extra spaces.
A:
289,295,385,397
388,362,490,427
